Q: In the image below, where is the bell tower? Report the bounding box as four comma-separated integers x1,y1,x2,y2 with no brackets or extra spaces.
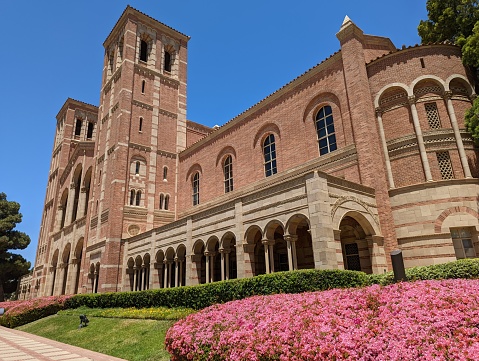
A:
87,6,189,292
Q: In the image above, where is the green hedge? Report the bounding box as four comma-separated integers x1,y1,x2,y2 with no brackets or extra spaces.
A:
65,269,369,310
0,303,65,328
367,258,479,286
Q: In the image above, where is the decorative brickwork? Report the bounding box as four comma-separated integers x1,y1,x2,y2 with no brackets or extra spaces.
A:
21,8,479,300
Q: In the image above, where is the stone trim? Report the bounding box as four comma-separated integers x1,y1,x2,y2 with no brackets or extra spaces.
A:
434,206,479,233
86,240,106,252
129,142,151,152
388,178,478,197
132,100,153,111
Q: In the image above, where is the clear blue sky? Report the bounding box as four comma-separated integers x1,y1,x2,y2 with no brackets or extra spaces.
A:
0,0,427,266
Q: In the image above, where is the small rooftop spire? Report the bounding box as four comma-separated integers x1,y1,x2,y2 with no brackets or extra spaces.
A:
342,15,351,26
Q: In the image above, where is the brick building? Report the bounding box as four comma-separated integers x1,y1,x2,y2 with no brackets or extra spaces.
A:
23,7,478,298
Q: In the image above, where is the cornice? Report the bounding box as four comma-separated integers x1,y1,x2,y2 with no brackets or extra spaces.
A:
388,178,478,197
103,6,189,49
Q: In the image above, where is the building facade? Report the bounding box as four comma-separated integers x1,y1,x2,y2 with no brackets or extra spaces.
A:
24,7,478,298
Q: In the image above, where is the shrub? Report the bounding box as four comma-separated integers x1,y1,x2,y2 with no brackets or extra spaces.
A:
166,279,479,360
66,269,369,310
0,295,71,328
368,258,479,286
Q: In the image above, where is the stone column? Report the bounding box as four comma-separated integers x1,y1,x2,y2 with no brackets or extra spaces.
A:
189,254,202,285
444,91,472,178
366,235,387,274
375,108,395,188
333,229,344,269
305,172,338,269
66,182,77,225
205,252,210,283
219,249,225,281
55,205,64,231
408,96,433,182
92,269,98,293
154,263,163,289
268,243,275,273
242,243,256,278
178,260,184,286
163,261,169,288
133,267,138,291
77,187,88,220
54,263,65,296
262,239,270,274
175,258,179,288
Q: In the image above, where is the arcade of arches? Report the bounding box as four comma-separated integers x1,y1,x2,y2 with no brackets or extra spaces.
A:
123,212,383,290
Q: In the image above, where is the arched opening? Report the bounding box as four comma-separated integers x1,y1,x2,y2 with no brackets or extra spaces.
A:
73,238,83,294
206,237,221,283
155,250,165,288
245,227,265,277
193,240,206,284
165,248,176,288
339,216,372,274
83,168,92,216
71,165,82,222
143,254,150,290
94,263,100,293
59,189,69,230
127,257,135,291
134,255,143,291
221,233,237,280
50,250,59,295
61,244,71,295
176,245,187,287
286,214,314,270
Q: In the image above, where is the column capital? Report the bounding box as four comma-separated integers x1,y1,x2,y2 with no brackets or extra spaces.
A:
81,187,88,193
70,183,77,189
283,234,298,242
407,95,416,105
333,229,342,240
375,107,383,116
443,90,453,99
262,238,275,246
470,93,477,101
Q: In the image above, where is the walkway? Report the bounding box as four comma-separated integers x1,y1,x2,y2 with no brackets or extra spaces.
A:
0,326,128,361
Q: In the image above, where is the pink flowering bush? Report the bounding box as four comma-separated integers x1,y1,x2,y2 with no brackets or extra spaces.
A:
0,295,71,328
166,279,479,360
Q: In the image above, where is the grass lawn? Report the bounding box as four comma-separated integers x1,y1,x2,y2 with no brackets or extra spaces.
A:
17,313,175,361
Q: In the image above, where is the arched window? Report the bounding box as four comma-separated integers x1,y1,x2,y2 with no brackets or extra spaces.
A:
135,161,140,175
164,51,171,72
315,105,337,156
141,80,146,94
224,155,233,193
74,119,82,137
130,190,135,205
163,166,168,181
192,173,200,206
164,195,169,210
140,40,148,62
263,134,277,177
135,190,141,206
159,194,164,209
86,122,94,139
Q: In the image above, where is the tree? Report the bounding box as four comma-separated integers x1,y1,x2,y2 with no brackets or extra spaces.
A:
418,0,479,144
0,193,31,301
